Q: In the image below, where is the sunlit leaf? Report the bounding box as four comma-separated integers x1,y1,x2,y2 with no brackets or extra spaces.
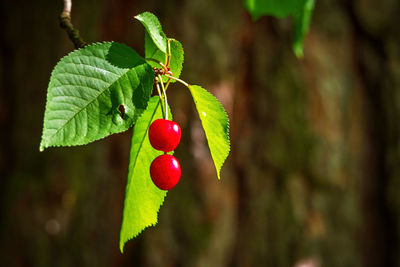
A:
188,85,230,179
120,96,172,252
135,12,168,53
135,12,184,83
145,32,184,83
40,42,154,151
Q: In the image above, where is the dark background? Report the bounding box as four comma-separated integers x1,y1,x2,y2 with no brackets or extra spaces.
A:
1,0,400,266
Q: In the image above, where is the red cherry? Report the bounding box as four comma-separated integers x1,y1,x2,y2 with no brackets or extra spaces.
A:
149,119,181,152
150,154,181,190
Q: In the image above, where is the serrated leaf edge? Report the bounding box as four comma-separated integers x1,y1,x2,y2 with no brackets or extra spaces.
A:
188,85,231,180
119,98,172,252
39,41,152,151
39,42,115,151
134,12,167,53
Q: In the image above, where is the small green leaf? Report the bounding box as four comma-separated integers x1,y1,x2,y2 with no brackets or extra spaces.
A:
244,0,305,19
120,96,172,252
188,85,230,180
40,42,154,151
135,12,184,83
243,0,314,57
293,0,315,57
145,32,184,83
135,12,167,53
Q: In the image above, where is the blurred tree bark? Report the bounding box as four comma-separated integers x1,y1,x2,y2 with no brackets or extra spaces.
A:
1,0,400,266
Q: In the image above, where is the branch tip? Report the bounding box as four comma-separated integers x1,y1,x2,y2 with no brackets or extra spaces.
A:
59,0,86,49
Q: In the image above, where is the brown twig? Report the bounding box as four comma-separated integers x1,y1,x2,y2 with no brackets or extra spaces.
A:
59,0,86,49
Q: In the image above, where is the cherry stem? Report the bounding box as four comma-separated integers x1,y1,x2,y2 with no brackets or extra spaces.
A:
155,80,163,99
164,45,168,67
164,75,189,87
158,74,168,120
164,78,172,91
167,40,171,67
146,58,169,73
155,81,166,119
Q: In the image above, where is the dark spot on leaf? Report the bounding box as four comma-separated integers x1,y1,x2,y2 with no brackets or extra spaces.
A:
118,104,125,118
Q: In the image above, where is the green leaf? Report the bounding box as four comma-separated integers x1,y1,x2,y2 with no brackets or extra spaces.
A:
243,0,314,57
135,12,184,83
120,96,172,252
40,42,154,151
145,32,184,83
244,0,305,19
135,12,167,53
293,0,315,57
188,85,230,180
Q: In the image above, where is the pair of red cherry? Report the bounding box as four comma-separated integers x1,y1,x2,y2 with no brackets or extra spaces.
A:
149,119,182,190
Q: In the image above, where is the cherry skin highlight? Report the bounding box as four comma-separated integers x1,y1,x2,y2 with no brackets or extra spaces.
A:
149,119,181,152
150,154,181,190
